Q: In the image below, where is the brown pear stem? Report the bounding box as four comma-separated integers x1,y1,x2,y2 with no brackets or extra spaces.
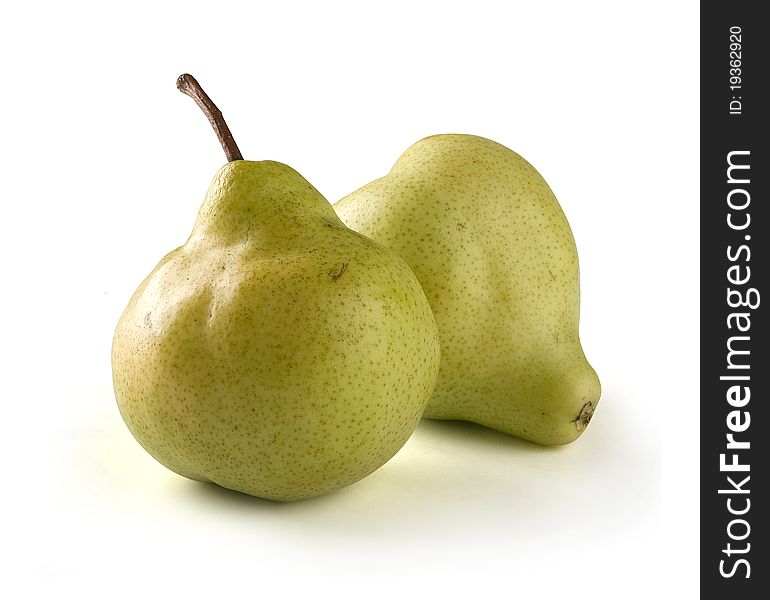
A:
176,74,243,162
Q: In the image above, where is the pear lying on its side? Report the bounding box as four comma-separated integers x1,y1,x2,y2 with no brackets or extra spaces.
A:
335,134,600,445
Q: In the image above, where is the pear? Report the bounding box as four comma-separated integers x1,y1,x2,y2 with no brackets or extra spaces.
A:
112,75,440,501
335,134,600,445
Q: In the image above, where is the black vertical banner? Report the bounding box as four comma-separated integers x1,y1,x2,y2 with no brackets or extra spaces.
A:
701,2,768,596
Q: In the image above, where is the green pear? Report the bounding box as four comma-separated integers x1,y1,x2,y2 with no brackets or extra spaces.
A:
335,134,600,445
112,75,440,501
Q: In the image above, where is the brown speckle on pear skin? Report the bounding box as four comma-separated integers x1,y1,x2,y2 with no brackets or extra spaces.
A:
328,262,349,282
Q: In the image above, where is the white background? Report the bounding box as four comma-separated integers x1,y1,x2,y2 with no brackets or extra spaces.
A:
1,1,699,597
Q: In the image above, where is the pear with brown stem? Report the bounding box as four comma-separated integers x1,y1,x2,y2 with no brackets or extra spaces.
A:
112,75,440,500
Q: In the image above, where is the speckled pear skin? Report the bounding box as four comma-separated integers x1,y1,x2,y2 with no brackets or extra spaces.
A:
335,135,600,445
112,160,440,501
